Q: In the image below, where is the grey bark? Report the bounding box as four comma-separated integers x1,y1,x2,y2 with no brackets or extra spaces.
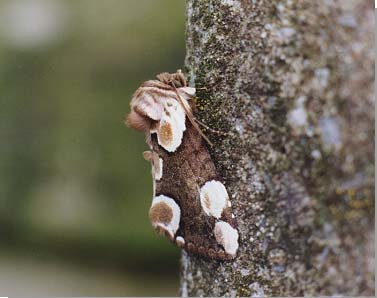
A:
180,0,374,296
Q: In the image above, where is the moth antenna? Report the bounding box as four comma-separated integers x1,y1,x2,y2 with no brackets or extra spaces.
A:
171,83,213,147
194,80,222,91
195,118,228,136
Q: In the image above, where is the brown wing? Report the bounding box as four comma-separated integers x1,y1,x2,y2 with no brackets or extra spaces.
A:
151,121,238,260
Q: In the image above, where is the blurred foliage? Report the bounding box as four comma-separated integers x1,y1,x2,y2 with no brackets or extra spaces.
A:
0,0,186,293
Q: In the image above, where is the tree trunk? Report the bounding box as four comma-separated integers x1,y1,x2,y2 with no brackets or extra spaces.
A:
180,0,374,296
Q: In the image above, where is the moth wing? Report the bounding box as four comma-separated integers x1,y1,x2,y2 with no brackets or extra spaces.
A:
156,98,187,152
153,121,239,260
177,87,196,100
149,194,181,242
131,88,165,121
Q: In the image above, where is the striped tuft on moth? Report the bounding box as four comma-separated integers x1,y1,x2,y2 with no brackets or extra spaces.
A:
125,70,238,260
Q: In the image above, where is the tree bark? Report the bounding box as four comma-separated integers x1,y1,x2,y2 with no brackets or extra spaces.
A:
181,0,374,296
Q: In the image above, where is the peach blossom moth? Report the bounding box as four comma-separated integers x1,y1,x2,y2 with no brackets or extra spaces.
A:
125,70,238,260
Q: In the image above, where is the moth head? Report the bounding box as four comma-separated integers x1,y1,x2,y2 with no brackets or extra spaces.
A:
157,69,187,88
149,195,181,240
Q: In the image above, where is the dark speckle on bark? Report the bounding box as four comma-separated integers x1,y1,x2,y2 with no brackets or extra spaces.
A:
181,0,374,296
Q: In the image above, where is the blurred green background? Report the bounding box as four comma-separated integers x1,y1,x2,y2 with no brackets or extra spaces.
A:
0,0,185,295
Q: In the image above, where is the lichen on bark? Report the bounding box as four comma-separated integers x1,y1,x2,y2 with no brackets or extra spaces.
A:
181,0,374,296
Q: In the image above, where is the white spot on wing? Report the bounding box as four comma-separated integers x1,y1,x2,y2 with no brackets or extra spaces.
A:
176,236,185,247
150,195,181,238
200,180,229,218
214,221,239,256
156,98,186,152
155,158,163,181
178,87,196,100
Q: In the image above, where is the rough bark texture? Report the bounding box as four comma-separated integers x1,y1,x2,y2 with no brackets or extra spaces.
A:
180,0,374,296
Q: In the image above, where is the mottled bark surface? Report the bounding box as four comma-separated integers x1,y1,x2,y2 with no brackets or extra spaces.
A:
180,0,374,296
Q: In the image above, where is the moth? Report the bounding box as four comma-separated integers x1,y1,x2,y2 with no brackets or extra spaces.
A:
125,70,238,260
